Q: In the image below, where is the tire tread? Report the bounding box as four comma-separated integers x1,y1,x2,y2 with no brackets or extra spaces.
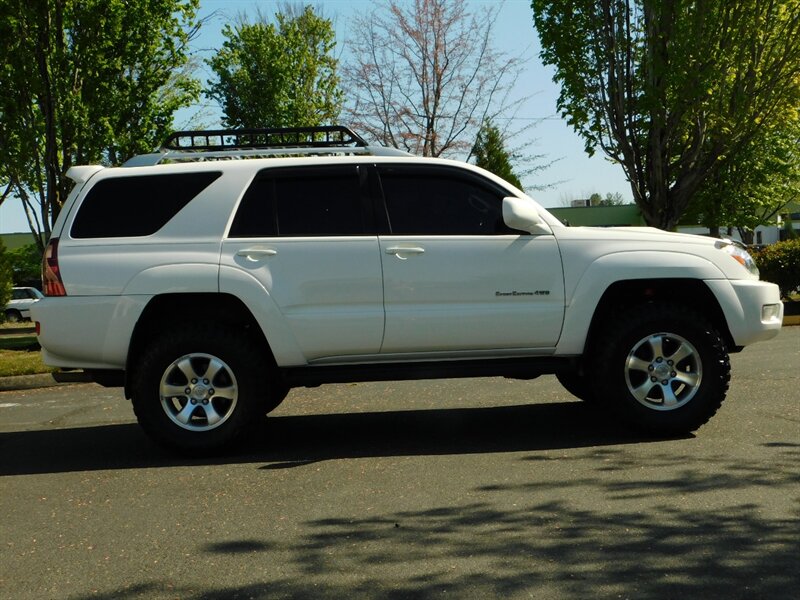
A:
131,323,270,453
591,303,730,434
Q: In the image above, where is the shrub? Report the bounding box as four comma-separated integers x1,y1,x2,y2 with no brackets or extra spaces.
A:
753,239,800,299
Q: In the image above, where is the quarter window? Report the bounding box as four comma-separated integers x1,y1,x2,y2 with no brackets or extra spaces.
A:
71,172,221,238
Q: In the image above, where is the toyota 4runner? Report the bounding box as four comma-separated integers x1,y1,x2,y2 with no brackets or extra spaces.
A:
31,126,784,453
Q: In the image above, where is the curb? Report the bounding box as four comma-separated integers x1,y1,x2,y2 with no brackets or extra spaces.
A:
0,373,62,392
784,315,800,326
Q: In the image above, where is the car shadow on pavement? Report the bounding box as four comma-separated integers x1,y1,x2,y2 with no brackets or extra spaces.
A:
0,401,686,476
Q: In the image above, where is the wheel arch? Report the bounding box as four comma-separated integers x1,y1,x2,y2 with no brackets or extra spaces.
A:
588,300,731,433
583,279,736,359
124,292,275,398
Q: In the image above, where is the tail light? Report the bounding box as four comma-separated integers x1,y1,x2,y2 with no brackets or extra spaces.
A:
42,238,67,296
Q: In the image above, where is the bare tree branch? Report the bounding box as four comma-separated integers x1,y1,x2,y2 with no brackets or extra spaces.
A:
344,0,527,160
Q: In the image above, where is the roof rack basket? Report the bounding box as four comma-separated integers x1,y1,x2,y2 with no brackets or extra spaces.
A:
162,126,368,152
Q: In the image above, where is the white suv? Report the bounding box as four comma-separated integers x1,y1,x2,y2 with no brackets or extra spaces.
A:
32,126,783,453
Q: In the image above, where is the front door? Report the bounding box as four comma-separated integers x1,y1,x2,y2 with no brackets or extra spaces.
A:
377,165,565,355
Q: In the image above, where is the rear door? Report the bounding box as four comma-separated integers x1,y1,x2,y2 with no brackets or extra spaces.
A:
377,164,565,355
220,165,384,361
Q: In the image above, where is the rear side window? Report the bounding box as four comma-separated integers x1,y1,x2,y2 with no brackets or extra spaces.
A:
71,172,221,238
229,166,367,237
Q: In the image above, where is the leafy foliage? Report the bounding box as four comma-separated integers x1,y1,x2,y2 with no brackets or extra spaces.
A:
206,6,342,129
0,0,201,248
0,239,11,313
752,239,800,299
532,0,800,231
687,118,800,242
6,244,42,286
472,120,523,189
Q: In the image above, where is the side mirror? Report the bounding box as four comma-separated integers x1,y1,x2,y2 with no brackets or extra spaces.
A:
502,196,552,235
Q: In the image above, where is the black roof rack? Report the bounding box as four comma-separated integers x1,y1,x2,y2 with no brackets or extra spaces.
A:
162,126,368,152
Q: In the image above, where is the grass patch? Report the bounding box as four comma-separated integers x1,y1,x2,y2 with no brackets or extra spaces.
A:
0,324,54,377
0,349,53,377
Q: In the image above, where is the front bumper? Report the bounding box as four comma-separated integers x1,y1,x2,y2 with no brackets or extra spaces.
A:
705,279,783,346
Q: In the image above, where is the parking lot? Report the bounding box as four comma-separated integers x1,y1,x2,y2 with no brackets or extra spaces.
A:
1,328,798,599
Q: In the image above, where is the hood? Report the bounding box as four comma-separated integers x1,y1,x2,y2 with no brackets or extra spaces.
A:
557,225,720,247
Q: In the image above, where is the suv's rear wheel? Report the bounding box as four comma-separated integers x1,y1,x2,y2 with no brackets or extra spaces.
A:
131,324,272,453
591,304,730,434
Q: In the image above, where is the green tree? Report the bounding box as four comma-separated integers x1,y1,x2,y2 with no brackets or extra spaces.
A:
532,0,800,230
7,244,43,285
206,6,342,129
0,0,201,250
472,120,523,189
0,239,12,314
687,117,800,242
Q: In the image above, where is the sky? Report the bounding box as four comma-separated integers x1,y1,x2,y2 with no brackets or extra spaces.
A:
0,0,631,234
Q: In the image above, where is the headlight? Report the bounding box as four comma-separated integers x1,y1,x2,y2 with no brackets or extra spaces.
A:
716,240,759,277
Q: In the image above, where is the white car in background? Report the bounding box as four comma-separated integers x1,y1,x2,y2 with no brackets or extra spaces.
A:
4,286,44,322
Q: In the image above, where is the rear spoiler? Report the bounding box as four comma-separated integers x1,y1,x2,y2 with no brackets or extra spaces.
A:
66,165,104,184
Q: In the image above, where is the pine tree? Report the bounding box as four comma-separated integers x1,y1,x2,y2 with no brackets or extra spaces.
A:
472,120,523,189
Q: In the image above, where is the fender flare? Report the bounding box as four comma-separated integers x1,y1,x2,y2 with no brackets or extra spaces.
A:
218,265,306,366
121,263,220,295
557,251,726,355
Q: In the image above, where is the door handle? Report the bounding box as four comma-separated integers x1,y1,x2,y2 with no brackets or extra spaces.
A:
236,247,277,261
385,246,425,259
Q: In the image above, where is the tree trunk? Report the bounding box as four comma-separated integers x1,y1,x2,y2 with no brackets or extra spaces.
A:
737,227,755,245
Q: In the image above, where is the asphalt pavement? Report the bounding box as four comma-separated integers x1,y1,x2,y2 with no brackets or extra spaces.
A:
0,328,798,599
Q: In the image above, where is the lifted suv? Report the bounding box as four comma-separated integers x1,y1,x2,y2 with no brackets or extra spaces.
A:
33,126,783,452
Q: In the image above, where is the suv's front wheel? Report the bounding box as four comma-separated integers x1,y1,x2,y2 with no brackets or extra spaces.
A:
131,324,271,453
591,304,730,434
556,369,595,402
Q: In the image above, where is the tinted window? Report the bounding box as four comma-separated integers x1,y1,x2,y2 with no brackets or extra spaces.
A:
229,178,277,237
71,172,221,238
379,166,516,235
230,167,366,237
